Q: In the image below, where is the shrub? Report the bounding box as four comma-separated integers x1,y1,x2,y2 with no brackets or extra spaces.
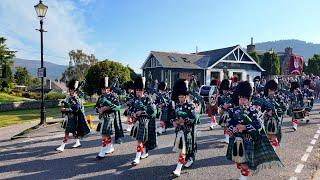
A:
45,92,66,100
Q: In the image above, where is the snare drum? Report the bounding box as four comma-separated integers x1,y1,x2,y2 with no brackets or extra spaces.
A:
293,108,305,120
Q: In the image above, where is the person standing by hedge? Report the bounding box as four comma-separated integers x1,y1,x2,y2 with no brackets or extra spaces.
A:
56,79,90,152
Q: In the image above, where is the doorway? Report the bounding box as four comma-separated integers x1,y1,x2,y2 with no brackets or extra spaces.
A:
233,72,242,81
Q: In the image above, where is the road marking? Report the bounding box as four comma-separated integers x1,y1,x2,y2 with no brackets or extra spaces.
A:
289,177,297,180
311,139,317,145
306,146,313,153
295,164,304,173
301,153,309,162
314,134,320,139
317,130,320,134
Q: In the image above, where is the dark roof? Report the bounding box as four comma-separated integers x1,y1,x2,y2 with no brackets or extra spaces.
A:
150,51,206,69
150,45,238,69
197,45,238,67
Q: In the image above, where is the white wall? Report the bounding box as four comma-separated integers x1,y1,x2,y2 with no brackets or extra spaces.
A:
205,68,261,84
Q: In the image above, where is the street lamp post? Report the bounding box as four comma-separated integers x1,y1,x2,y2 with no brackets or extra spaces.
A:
34,0,48,125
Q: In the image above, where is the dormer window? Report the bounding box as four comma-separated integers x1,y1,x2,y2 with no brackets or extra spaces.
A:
182,57,190,63
169,56,177,62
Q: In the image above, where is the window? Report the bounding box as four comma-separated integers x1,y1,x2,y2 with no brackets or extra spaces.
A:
169,56,177,62
182,57,190,63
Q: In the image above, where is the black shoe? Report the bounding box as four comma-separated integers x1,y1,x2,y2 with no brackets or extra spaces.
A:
96,155,105,160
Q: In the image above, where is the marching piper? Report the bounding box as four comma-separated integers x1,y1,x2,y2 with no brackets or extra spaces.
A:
125,81,135,132
156,81,172,135
288,81,304,131
301,79,314,123
96,77,124,159
56,79,90,152
217,79,233,143
226,81,282,180
130,76,157,166
171,79,198,177
260,80,286,149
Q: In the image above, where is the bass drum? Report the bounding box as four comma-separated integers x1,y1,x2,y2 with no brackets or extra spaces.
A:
199,85,217,97
293,108,305,120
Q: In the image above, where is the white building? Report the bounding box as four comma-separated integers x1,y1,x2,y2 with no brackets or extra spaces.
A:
142,45,264,88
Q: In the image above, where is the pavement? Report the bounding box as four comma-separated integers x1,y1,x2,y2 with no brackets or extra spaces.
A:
0,106,320,180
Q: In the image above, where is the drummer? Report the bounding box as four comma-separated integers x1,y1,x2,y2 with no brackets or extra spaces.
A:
288,81,304,131
301,79,314,123
208,79,219,130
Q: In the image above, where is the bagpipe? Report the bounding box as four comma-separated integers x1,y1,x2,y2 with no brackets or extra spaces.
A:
61,97,79,128
96,96,121,119
61,97,78,116
131,100,148,119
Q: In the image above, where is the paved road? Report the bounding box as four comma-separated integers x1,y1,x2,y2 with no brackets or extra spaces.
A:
0,105,320,180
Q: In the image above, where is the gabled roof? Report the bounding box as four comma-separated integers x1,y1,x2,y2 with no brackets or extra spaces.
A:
142,45,264,71
149,51,206,69
197,45,238,67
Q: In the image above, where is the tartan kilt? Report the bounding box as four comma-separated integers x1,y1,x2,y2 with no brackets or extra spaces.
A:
96,114,114,136
145,117,157,150
160,108,173,128
130,116,149,142
160,108,168,121
65,112,90,137
227,132,283,171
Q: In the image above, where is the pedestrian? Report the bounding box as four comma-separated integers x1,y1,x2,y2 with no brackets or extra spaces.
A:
208,79,219,130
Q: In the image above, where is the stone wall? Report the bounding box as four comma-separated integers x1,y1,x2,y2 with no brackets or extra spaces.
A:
0,100,63,112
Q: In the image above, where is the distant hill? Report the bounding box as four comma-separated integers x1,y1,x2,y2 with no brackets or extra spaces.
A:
14,58,67,79
254,39,320,61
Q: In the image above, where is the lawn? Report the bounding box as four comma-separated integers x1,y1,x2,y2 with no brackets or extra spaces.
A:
0,93,25,103
0,107,62,128
0,102,96,128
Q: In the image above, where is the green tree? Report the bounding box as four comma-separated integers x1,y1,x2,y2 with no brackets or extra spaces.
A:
60,49,98,82
260,51,280,76
14,67,31,85
0,37,16,91
83,59,132,96
249,51,260,64
306,54,320,76
29,77,41,89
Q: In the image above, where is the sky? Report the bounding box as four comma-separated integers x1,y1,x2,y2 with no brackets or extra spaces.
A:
1,0,320,73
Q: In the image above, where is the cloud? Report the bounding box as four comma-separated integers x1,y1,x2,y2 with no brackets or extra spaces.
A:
0,0,98,65
79,0,95,5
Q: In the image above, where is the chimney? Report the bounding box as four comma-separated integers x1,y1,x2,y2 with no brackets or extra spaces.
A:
247,37,256,53
196,46,198,54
